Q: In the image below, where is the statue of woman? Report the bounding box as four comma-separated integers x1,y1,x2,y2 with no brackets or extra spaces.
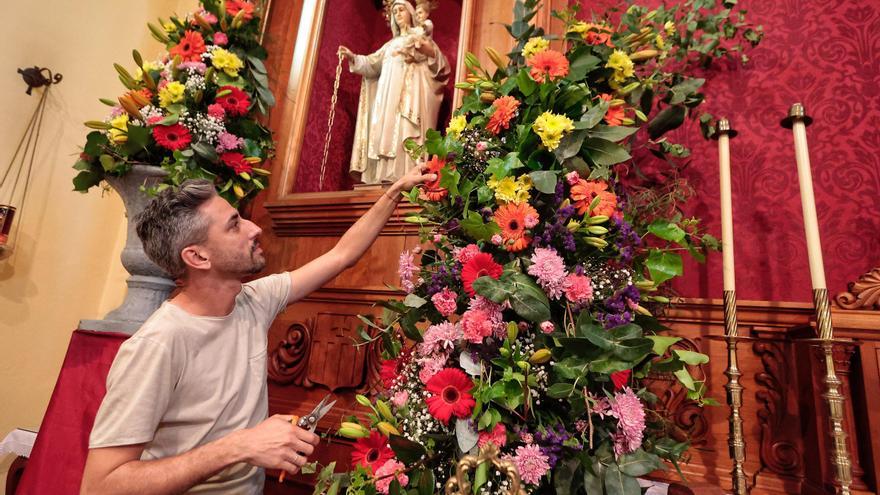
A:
339,0,450,184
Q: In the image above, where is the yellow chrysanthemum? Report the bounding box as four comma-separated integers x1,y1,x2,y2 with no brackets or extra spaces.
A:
108,114,129,144
487,174,533,204
211,48,244,77
446,115,467,137
568,21,588,34
158,81,186,107
664,21,676,36
163,21,176,33
606,50,634,83
532,112,574,151
135,61,163,81
655,34,666,50
522,37,549,59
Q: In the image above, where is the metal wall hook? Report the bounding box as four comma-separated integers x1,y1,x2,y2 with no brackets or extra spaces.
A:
17,67,63,95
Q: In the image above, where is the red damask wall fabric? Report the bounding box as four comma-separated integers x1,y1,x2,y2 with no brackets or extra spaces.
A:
293,0,462,193
16,330,128,494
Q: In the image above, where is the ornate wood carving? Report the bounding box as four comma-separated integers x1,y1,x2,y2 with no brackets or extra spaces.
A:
268,313,386,394
268,320,313,386
753,340,802,476
646,336,710,445
835,267,880,310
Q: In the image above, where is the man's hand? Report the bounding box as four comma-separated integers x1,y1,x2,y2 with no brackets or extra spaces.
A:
389,162,438,198
229,414,320,476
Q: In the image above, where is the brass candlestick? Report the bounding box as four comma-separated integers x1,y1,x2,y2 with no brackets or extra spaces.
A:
782,104,853,495
714,118,747,494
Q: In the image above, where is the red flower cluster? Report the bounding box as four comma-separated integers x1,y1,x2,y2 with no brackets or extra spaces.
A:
215,86,251,116
351,431,394,473
583,23,614,47
220,152,252,175
169,31,207,63
152,124,192,151
461,252,503,296
486,96,520,135
226,0,255,20
527,49,570,82
425,368,475,423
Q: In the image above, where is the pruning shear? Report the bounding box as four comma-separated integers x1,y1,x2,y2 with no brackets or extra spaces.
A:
278,394,336,482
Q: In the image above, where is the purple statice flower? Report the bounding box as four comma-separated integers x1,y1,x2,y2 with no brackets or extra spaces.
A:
553,179,565,206
614,216,642,264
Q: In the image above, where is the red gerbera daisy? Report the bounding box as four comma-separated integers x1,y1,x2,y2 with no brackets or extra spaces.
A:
486,96,520,135
215,86,251,116
493,202,538,252
169,30,207,63
152,123,192,151
220,152,253,175
611,369,632,390
226,0,255,20
461,252,503,297
570,179,618,217
527,49,570,82
425,368,476,424
351,431,395,473
420,155,450,201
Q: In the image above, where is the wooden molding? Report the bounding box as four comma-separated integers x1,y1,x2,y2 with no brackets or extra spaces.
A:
264,192,422,236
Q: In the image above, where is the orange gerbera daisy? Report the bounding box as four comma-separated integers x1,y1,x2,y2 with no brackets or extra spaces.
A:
226,0,255,20
598,94,625,126
169,30,206,63
486,96,520,135
493,202,538,252
527,49,570,82
570,179,618,217
420,155,450,201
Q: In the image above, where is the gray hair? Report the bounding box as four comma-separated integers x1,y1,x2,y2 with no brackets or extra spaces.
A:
136,179,216,279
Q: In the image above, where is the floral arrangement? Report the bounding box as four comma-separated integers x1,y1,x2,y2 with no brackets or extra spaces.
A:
323,1,761,494
72,0,274,206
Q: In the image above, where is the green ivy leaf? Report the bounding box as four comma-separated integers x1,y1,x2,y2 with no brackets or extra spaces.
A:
528,170,557,194
646,335,681,355
516,68,537,97
460,211,501,241
403,294,427,308
674,368,696,390
84,131,109,157
122,125,150,155
72,169,103,192
99,154,117,172
485,152,523,180
647,219,686,243
674,349,710,365
547,383,575,399
646,249,683,285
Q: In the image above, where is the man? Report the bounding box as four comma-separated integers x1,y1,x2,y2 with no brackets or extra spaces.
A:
80,164,435,494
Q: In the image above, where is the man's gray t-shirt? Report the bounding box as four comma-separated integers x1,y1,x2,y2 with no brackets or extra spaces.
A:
89,273,291,494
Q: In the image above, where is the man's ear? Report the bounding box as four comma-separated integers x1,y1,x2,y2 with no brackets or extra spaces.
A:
180,245,211,272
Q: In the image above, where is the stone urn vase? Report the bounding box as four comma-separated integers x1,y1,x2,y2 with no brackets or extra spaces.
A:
79,165,176,334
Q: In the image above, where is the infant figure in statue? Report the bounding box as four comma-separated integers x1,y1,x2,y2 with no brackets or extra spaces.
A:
339,0,449,184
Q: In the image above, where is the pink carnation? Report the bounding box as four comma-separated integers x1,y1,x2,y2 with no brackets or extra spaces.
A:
564,273,594,305
433,233,442,243
491,234,503,245
539,321,555,334
478,423,507,448
391,390,409,408
460,296,504,344
454,244,481,264
398,250,418,293
419,321,461,355
207,103,226,119
503,444,550,485
565,171,581,185
524,213,539,229
195,9,218,24
178,61,207,73
146,115,164,126
609,387,646,457
520,432,534,444
431,288,458,317
374,459,408,494
417,354,447,383
527,248,568,299
213,32,228,46
215,131,244,153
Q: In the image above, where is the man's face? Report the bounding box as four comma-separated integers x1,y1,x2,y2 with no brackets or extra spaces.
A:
197,195,266,277
393,4,412,29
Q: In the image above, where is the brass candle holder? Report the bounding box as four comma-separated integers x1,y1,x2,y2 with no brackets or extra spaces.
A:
444,443,526,495
713,118,747,494
782,104,853,495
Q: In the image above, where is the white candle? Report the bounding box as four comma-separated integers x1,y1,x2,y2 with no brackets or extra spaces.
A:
787,104,827,290
717,119,736,292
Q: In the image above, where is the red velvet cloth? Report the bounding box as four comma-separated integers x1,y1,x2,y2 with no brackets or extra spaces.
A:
16,330,128,495
293,0,462,193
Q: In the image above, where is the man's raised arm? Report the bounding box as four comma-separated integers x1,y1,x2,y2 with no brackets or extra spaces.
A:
285,163,436,305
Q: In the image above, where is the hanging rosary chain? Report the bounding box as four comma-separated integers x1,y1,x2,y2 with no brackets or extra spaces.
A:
319,52,344,191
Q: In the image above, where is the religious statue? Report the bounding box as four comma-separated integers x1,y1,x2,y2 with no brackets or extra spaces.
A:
339,0,450,184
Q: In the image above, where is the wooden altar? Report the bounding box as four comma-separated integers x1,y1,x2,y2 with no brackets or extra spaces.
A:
249,1,880,494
